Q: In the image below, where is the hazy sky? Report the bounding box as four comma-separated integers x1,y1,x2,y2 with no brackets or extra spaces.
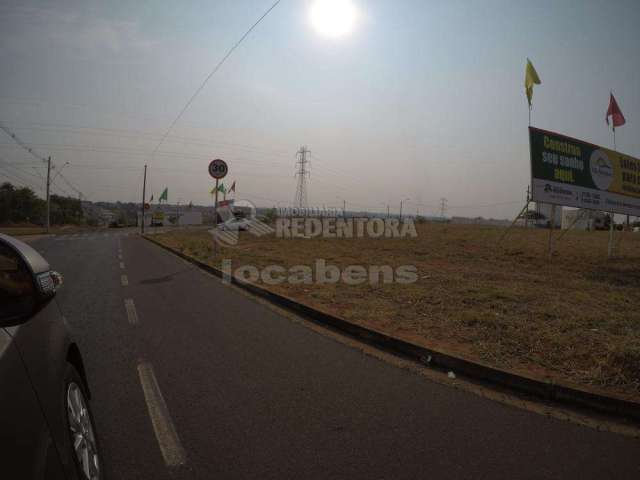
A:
1,0,638,219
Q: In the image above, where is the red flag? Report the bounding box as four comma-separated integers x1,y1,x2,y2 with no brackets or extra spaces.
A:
606,93,626,129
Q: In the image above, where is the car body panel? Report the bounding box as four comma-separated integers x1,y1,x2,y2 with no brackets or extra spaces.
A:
1,234,90,479
5,299,77,479
0,327,66,479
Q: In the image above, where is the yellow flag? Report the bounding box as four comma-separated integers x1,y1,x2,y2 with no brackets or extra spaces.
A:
524,59,541,106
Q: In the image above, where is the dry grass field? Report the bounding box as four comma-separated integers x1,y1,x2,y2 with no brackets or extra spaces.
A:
151,222,640,400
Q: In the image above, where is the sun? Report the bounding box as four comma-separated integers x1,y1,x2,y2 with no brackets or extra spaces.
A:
309,0,357,38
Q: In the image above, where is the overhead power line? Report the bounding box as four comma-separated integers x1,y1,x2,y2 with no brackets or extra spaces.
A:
57,172,83,198
0,120,291,156
148,0,282,164
0,121,48,163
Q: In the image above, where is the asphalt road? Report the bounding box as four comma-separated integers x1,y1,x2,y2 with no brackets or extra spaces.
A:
29,230,639,479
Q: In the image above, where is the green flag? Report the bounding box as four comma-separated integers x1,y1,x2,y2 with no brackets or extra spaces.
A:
217,183,226,193
159,187,168,202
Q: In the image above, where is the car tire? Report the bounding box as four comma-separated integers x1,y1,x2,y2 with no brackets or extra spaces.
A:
64,364,103,480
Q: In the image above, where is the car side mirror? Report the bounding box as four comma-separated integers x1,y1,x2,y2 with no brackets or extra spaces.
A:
0,234,59,327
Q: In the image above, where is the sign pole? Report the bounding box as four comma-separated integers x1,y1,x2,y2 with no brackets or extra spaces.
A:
207,158,228,259
213,178,219,257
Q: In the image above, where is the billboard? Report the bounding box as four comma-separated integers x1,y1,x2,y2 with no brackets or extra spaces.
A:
530,127,640,216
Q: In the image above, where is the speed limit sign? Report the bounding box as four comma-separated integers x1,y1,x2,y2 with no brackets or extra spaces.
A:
208,159,228,179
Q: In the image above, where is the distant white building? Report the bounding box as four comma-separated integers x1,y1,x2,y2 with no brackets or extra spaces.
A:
535,203,563,228
561,209,608,231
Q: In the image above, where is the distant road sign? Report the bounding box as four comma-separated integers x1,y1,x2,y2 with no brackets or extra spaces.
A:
144,203,150,210
208,159,228,179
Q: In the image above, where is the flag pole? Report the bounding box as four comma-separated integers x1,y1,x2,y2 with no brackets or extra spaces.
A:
608,124,615,257
528,104,532,127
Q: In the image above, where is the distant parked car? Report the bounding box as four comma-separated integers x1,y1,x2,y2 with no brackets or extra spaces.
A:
0,234,101,479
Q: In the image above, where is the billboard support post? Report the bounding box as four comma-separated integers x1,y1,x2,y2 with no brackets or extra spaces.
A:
608,214,615,258
557,210,586,241
497,202,529,246
524,186,530,229
547,204,556,257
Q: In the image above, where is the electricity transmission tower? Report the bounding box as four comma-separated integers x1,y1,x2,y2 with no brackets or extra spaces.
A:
294,146,310,208
439,197,448,218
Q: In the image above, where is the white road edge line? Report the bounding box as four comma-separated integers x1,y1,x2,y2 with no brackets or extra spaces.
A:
124,298,138,324
137,361,186,467
121,274,129,286
120,261,125,269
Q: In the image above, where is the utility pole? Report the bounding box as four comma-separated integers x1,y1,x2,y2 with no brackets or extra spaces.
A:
439,197,448,218
294,146,310,209
387,205,390,219
141,164,147,234
608,213,615,258
45,157,51,233
343,199,346,217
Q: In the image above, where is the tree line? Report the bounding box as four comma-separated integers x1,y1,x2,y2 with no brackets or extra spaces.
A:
0,182,84,226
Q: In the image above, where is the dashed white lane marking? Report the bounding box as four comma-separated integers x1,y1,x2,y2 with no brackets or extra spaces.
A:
118,253,123,260
120,261,125,269
124,298,138,325
137,362,186,467
121,274,129,286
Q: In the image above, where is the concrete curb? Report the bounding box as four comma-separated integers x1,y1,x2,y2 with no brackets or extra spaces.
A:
143,234,640,423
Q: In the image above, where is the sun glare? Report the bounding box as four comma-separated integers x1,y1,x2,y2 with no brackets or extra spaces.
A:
310,0,357,38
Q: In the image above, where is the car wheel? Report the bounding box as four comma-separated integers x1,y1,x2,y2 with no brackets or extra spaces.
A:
65,366,102,480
